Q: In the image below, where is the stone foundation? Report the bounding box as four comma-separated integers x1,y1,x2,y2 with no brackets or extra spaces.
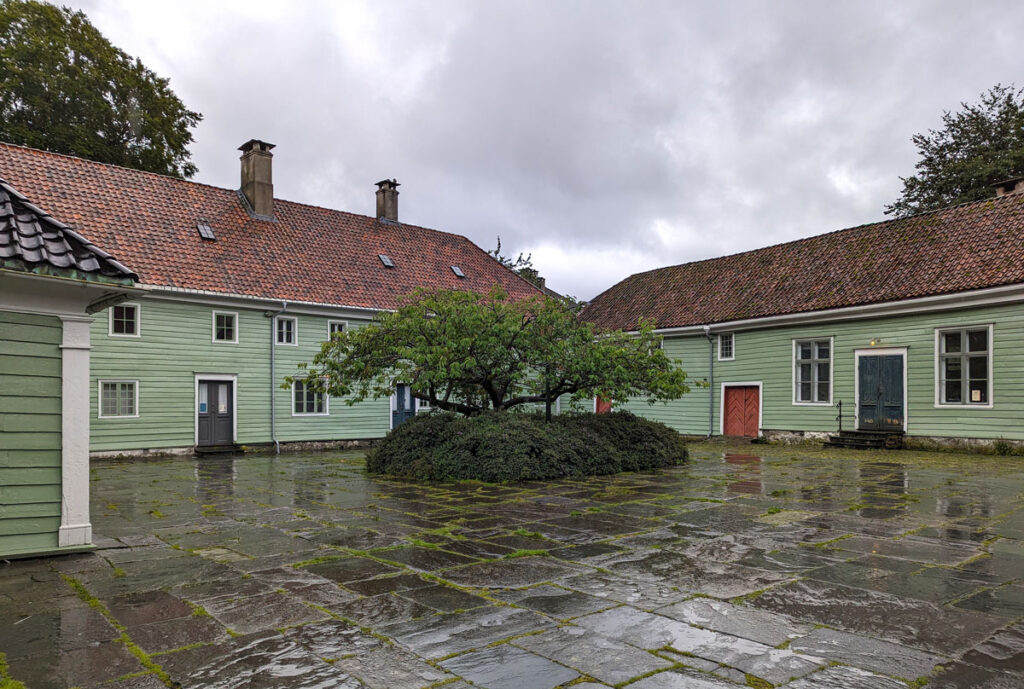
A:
90,437,380,461
762,429,831,445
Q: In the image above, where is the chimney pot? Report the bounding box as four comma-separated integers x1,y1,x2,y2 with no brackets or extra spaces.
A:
375,179,400,221
993,176,1024,197
239,139,275,218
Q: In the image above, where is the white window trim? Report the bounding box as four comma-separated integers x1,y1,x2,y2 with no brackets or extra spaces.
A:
211,310,239,344
193,374,238,445
326,319,348,339
854,347,909,432
717,332,735,361
275,316,298,346
107,302,141,338
792,336,834,406
292,380,329,416
97,379,139,418
933,324,994,409
719,381,763,437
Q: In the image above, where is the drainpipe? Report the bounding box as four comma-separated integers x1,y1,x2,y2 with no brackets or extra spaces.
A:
266,301,288,454
703,325,714,438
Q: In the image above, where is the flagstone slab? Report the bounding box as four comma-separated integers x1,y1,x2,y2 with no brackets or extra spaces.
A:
790,627,946,679
439,645,578,689
513,625,671,685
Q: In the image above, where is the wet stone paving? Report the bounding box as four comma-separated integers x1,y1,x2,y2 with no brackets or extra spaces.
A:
3,443,1024,688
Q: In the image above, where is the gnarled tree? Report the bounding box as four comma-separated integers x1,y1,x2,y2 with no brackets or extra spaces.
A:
297,287,688,418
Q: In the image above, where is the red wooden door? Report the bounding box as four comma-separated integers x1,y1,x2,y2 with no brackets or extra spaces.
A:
596,396,613,414
723,386,759,437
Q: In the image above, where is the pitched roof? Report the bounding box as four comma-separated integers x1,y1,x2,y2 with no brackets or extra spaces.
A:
581,193,1024,331
0,176,136,282
0,143,541,309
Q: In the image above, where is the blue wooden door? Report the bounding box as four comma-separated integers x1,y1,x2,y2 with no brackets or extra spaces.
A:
392,384,416,428
858,355,904,431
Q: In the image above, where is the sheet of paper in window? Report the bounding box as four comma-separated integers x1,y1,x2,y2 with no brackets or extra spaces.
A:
972,389,982,402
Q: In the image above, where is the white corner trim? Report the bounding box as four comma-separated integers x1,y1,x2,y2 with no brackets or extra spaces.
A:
211,310,240,344
932,323,994,409
854,347,909,433
791,336,834,406
719,381,763,437
193,374,238,444
60,318,92,547
107,301,141,338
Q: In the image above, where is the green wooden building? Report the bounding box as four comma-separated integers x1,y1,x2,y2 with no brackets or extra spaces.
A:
0,141,541,457
0,177,137,558
582,181,1024,448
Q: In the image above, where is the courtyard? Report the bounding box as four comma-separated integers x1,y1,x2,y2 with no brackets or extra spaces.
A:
1,442,1023,689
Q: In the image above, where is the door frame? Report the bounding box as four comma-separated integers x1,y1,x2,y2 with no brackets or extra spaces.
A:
389,382,418,430
194,373,238,445
719,381,763,437
854,348,908,433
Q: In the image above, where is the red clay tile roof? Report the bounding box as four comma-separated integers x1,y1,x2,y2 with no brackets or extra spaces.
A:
581,193,1024,331
0,176,136,282
0,143,541,309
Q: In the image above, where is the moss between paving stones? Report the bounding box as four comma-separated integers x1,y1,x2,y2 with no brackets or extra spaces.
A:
367,411,688,482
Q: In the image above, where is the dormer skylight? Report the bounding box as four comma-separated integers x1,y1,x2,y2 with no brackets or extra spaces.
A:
378,254,395,268
196,220,215,240
451,265,465,278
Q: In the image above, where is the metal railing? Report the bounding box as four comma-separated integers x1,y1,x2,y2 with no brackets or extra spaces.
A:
835,399,844,433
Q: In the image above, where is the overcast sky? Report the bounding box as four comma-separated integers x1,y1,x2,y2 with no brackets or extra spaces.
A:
70,0,1021,300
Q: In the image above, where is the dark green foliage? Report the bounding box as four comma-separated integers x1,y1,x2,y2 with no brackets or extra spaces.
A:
886,84,1024,217
0,0,201,177
367,411,688,482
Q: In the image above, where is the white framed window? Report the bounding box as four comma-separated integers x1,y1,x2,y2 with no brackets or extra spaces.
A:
276,316,297,345
417,397,431,412
292,379,328,415
108,303,140,337
793,338,832,404
98,380,138,418
935,325,993,407
212,311,238,343
718,333,735,361
327,320,347,339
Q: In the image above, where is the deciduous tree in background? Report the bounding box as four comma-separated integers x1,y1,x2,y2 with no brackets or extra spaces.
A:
298,287,689,418
0,0,202,178
886,84,1024,218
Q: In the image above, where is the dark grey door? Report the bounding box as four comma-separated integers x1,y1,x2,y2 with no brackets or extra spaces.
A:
858,355,904,431
198,380,234,446
392,384,415,429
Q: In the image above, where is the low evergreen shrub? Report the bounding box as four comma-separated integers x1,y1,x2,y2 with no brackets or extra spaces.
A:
367,410,687,481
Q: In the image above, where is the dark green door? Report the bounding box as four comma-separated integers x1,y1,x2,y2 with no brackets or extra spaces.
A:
858,355,904,431
392,384,415,428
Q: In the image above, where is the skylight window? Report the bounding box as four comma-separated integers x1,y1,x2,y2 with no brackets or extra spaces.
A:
378,254,395,268
451,265,465,278
196,220,215,240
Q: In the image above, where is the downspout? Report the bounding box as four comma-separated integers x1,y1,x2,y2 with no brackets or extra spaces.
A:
703,325,714,438
266,301,288,454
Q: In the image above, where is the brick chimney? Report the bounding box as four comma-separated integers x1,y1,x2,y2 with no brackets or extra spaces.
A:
239,139,275,218
375,179,400,221
994,176,1024,197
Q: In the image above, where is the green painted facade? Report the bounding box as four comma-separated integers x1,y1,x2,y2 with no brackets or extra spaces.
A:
90,298,391,452
624,301,1024,440
0,311,62,553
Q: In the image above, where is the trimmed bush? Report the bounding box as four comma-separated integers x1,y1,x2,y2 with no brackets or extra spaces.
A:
367,410,687,481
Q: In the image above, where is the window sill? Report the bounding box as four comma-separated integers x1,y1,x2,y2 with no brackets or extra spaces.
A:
933,403,993,410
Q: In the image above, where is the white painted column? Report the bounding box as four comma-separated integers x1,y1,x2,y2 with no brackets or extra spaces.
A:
58,316,93,547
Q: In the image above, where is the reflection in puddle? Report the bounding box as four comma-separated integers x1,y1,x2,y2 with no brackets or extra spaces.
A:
725,453,763,494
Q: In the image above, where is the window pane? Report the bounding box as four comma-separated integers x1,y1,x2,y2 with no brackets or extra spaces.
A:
944,380,962,403
799,381,812,402
969,380,988,404
799,363,811,383
968,329,987,353
817,362,829,384
798,342,812,360
968,356,987,379
943,357,962,380
120,384,134,415
217,384,228,413
815,341,830,359
293,382,303,413
102,384,117,415
199,383,208,413
817,381,830,402
112,305,136,335
943,331,961,354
